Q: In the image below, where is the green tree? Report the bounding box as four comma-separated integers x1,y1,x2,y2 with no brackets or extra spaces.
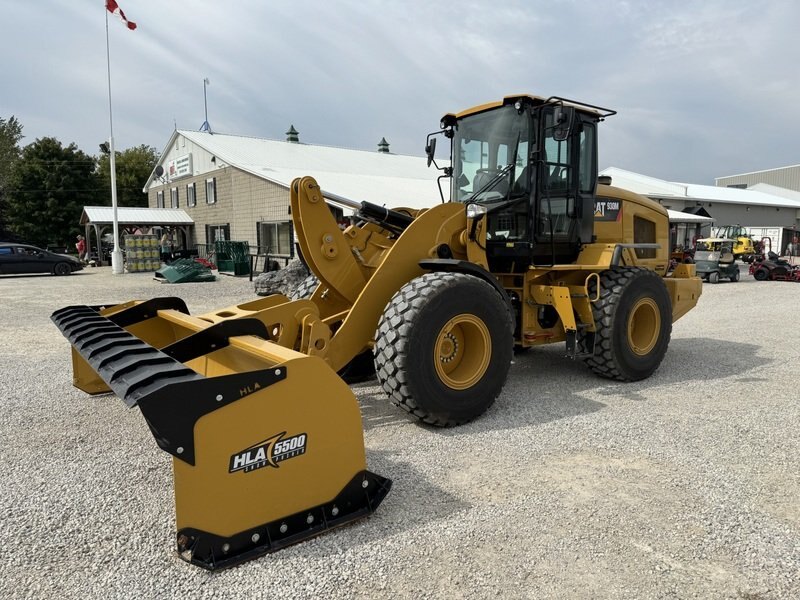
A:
6,137,98,248
96,144,159,207
0,116,24,238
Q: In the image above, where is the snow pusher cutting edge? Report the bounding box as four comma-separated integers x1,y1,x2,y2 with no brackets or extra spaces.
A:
50,300,391,570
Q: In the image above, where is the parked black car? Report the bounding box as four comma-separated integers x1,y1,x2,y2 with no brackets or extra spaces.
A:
0,242,84,275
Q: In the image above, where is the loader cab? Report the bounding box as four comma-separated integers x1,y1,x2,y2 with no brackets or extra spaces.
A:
447,96,610,272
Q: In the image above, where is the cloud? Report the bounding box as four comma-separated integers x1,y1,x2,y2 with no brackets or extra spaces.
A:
2,0,799,184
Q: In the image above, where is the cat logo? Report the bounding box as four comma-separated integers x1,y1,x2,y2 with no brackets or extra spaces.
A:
594,199,621,222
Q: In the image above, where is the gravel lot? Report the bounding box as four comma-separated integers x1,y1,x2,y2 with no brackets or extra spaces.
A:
1,265,798,599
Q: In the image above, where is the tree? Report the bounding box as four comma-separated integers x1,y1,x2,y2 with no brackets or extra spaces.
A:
96,144,159,207
5,137,98,248
0,116,24,238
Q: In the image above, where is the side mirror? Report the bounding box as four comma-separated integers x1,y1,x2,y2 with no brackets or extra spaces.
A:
425,137,437,167
553,106,574,141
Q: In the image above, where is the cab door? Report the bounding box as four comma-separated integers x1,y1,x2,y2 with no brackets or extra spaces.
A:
532,109,598,265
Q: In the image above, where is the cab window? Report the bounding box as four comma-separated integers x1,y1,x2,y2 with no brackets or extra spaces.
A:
634,216,656,258
578,123,595,194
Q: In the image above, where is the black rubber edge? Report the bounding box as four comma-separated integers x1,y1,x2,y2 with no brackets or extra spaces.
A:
137,367,287,465
176,470,392,571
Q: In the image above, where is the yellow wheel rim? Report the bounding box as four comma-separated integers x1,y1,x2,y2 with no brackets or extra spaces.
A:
433,313,492,390
627,298,661,356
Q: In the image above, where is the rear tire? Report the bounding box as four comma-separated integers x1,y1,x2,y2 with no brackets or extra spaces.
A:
53,262,72,276
731,269,740,282
586,267,672,382
374,272,513,426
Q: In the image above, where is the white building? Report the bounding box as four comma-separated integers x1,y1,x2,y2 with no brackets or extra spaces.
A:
143,128,447,258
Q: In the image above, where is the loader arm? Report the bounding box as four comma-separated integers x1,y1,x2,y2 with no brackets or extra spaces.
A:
290,176,472,372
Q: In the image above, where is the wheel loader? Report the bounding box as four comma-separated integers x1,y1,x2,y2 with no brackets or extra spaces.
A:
52,94,702,569
713,225,756,261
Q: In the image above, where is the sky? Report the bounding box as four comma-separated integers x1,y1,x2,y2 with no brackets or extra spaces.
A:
2,0,800,184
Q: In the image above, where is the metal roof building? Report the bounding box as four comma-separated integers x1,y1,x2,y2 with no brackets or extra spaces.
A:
79,206,194,265
716,164,800,192
602,167,800,210
602,167,800,254
144,128,447,256
80,206,193,226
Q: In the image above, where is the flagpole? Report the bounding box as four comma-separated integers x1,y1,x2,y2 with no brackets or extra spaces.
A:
105,5,123,274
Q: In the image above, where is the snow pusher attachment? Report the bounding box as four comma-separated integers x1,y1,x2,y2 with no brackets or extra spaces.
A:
51,298,390,570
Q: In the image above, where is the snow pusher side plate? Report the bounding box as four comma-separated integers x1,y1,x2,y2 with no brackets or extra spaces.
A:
51,302,391,570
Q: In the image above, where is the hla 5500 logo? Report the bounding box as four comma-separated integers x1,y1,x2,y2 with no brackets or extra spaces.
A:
228,432,308,474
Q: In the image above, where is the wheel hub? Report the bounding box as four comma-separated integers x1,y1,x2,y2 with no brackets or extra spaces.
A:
627,298,661,356
433,314,491,390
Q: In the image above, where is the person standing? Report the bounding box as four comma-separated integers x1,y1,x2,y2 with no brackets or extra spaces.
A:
160,232,171,263
75,235,87,263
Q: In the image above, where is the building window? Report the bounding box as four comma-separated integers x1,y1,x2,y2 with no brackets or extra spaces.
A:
156,190,164,208
206,177,217,204
258,221,294,256
206,224,230,244
186,182,196,207
170,187,179,208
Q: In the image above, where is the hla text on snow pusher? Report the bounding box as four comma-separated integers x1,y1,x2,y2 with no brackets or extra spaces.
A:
52,94,701,569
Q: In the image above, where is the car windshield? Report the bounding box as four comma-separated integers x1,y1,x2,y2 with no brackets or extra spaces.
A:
452,105,531,204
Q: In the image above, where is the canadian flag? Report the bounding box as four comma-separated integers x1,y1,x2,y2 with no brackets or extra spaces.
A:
106,0,137,30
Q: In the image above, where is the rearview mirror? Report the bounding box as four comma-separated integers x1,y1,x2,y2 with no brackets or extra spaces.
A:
425,137,437,167
553,106,574,141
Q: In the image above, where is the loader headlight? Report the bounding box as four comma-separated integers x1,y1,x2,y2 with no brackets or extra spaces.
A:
466,203,487,219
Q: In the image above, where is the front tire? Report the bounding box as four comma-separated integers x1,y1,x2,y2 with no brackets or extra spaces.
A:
586,267,672,382
709,271,720,284
53,262,72,276
731,269,740,282
374,272,513,427
753,268,768,281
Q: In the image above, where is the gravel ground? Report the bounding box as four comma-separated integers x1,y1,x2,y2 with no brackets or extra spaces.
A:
1,265,798,599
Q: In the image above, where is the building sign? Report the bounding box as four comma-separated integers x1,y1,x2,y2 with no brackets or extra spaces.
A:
167,154,192,179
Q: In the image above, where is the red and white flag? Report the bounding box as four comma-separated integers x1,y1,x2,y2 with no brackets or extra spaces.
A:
106,0,137,30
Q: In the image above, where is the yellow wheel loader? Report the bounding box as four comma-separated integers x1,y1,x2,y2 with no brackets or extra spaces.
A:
52,94,702,569
713,225,756,261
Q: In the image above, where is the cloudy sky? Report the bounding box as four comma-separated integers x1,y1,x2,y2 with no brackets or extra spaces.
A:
2,0,799,184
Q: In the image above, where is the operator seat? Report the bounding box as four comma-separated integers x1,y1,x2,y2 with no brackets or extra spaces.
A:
719,252,735,264
472,168,509,197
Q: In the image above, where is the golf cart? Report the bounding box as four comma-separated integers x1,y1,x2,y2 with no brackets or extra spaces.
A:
694,238,739,283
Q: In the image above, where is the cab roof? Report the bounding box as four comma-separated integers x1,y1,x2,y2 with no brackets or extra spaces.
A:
443,94,614,122
697,238,736,243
